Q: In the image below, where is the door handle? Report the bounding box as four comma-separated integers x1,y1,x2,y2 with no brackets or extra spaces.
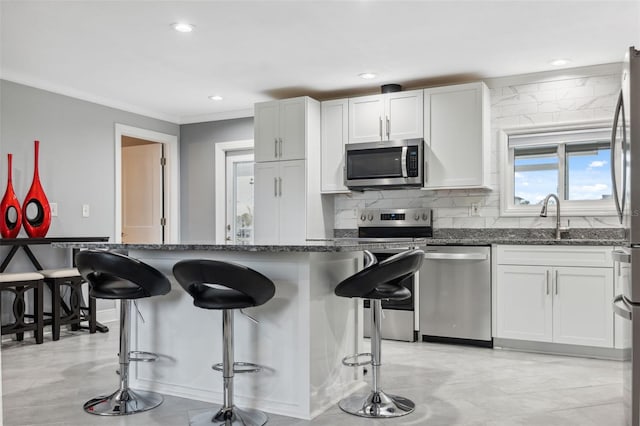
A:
546,270,550,295
279,138,283,158
274,177,278,197
610,90,625,224
401,146,408,177
613,294,633,320
274,138,278,158
554,270,558,295
278,177,282,196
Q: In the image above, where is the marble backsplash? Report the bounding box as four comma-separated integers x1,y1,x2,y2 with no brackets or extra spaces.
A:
334,65,623,231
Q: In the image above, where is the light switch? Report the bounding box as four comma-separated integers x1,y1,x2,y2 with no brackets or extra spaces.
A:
50,202,58,217
82,204,90,217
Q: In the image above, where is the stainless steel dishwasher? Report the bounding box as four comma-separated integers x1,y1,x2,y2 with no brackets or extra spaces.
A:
419,245,492,347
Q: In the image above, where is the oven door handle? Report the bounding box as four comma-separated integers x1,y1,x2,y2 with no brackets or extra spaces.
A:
613,294,633,320
424,252,488,261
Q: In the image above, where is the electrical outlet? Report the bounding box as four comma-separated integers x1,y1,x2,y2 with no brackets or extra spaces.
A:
470,203,480,216
50,202,58,217
82,204,90,217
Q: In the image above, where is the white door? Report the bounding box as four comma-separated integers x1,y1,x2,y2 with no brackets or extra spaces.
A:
496,265,553,342
278,160,306,244
552,267,614,347
253,162,280,244
225,151,254,244
386,90,423,140
349,94,384,143
254,101,280,162
279,98,306,160
121,143,163,243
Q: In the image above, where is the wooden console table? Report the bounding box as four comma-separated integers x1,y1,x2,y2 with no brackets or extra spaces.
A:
0,237,110,332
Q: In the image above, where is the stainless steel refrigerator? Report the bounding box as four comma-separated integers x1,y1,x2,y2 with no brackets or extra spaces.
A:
611,46,640,426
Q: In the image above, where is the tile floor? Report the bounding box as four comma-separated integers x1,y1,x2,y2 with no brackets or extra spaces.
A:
1,325,626,425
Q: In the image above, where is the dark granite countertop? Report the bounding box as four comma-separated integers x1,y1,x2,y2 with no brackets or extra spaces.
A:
334,228,627,247
53,238,427,253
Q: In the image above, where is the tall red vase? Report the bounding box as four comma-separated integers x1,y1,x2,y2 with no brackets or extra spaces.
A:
0,154,23,238
22,140,51,238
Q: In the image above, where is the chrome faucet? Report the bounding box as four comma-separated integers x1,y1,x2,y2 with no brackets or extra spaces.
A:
539,193,565,240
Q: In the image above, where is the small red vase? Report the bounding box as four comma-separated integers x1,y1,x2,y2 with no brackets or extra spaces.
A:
0,154,23,238
22,140,51,238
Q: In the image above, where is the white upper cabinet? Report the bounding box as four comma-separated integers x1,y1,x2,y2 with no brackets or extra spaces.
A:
348,89,423,143
321,99,349,193
423,82,491,189
255,97,309,162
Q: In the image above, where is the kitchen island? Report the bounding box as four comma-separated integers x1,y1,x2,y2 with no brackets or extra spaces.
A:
55,240,423,420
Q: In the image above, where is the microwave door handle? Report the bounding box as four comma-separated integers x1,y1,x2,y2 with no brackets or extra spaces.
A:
401,146,408,177
610,90,624,224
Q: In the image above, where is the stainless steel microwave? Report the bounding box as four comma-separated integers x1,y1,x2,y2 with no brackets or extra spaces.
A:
345,139,424,189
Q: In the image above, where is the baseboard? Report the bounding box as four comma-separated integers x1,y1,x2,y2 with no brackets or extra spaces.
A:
493,338,629,361
96,307,118,324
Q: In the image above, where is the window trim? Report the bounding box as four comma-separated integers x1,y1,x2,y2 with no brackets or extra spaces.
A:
500,120,616,217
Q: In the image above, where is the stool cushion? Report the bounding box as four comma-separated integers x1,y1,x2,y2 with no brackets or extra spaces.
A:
335,249,424,300
173,259,275,310
75,250,171,300
39,268,81,279
0,272,44,282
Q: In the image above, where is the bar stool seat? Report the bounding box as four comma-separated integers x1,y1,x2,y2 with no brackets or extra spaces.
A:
173,259,276,426
0,272,45,344
40,268,95,340
76,250,171,416
335,249,424,419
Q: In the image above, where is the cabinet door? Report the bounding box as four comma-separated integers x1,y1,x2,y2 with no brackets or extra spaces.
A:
496,265,553,342
348,95,384,143
321,99,349,193
253,162,280,244
254,101,280,162
386,90,423,140
278,160,306,244
552,267,614,347
424,83,486,189
279,98,307,161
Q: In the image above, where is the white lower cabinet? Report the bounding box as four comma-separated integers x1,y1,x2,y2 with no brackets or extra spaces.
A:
495,245,614,348
254,160,306,244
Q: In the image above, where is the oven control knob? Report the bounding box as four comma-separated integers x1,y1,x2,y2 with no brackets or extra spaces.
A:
367,214,374,221
360,214,366,222
414,213,420,221
422,212,429,221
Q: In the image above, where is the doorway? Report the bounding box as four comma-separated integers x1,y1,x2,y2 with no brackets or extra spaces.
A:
225,150,254,244
114,124,179,244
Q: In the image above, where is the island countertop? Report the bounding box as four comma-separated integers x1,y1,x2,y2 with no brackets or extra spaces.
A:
53,238,427,252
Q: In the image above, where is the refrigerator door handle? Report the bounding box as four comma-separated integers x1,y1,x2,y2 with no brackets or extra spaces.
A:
613,294,633,320
610,90,626,225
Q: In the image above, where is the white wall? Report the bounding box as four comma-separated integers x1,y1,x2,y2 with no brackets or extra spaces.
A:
334,63,623,230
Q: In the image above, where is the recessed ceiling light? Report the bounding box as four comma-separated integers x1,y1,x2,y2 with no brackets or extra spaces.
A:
359,72,377,79
208,95,223,101
172,23,194,33
550,58,571,66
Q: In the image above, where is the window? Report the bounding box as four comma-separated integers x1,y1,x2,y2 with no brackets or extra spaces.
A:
501,125,614,216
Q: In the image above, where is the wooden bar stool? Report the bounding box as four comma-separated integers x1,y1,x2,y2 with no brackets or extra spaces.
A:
0,272,45,344
40,268,95,341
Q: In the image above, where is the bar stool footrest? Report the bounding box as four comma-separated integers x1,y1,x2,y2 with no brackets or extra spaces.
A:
212,361,262,374
129,351,159,362
342,352,372,367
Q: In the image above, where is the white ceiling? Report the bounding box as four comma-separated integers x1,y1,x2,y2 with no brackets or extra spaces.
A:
1,1,638,124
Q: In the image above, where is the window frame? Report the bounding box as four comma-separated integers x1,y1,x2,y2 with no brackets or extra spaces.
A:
500,120,616,217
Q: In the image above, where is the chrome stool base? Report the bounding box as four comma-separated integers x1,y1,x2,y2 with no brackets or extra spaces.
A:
338,389,415,418
189,405,268,426
83,388,163,416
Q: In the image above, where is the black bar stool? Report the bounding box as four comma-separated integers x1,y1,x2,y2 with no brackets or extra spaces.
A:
173,259,276,426
76,250,171,416
335,249,424,418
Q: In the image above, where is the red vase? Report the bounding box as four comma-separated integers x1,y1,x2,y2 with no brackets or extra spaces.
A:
22,140,51,238
0,154,23,238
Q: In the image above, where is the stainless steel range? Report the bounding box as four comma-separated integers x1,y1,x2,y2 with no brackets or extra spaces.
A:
358,208,431,342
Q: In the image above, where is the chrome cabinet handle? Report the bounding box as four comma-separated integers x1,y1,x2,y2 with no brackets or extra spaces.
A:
274,138,278,158
379,116,382,139
555,270,558,295
278,177,282,196
274,177,278,196
546,270,550,295
612,249,631,264
613,294,632,320
386,116,390,139
279,138,283,158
